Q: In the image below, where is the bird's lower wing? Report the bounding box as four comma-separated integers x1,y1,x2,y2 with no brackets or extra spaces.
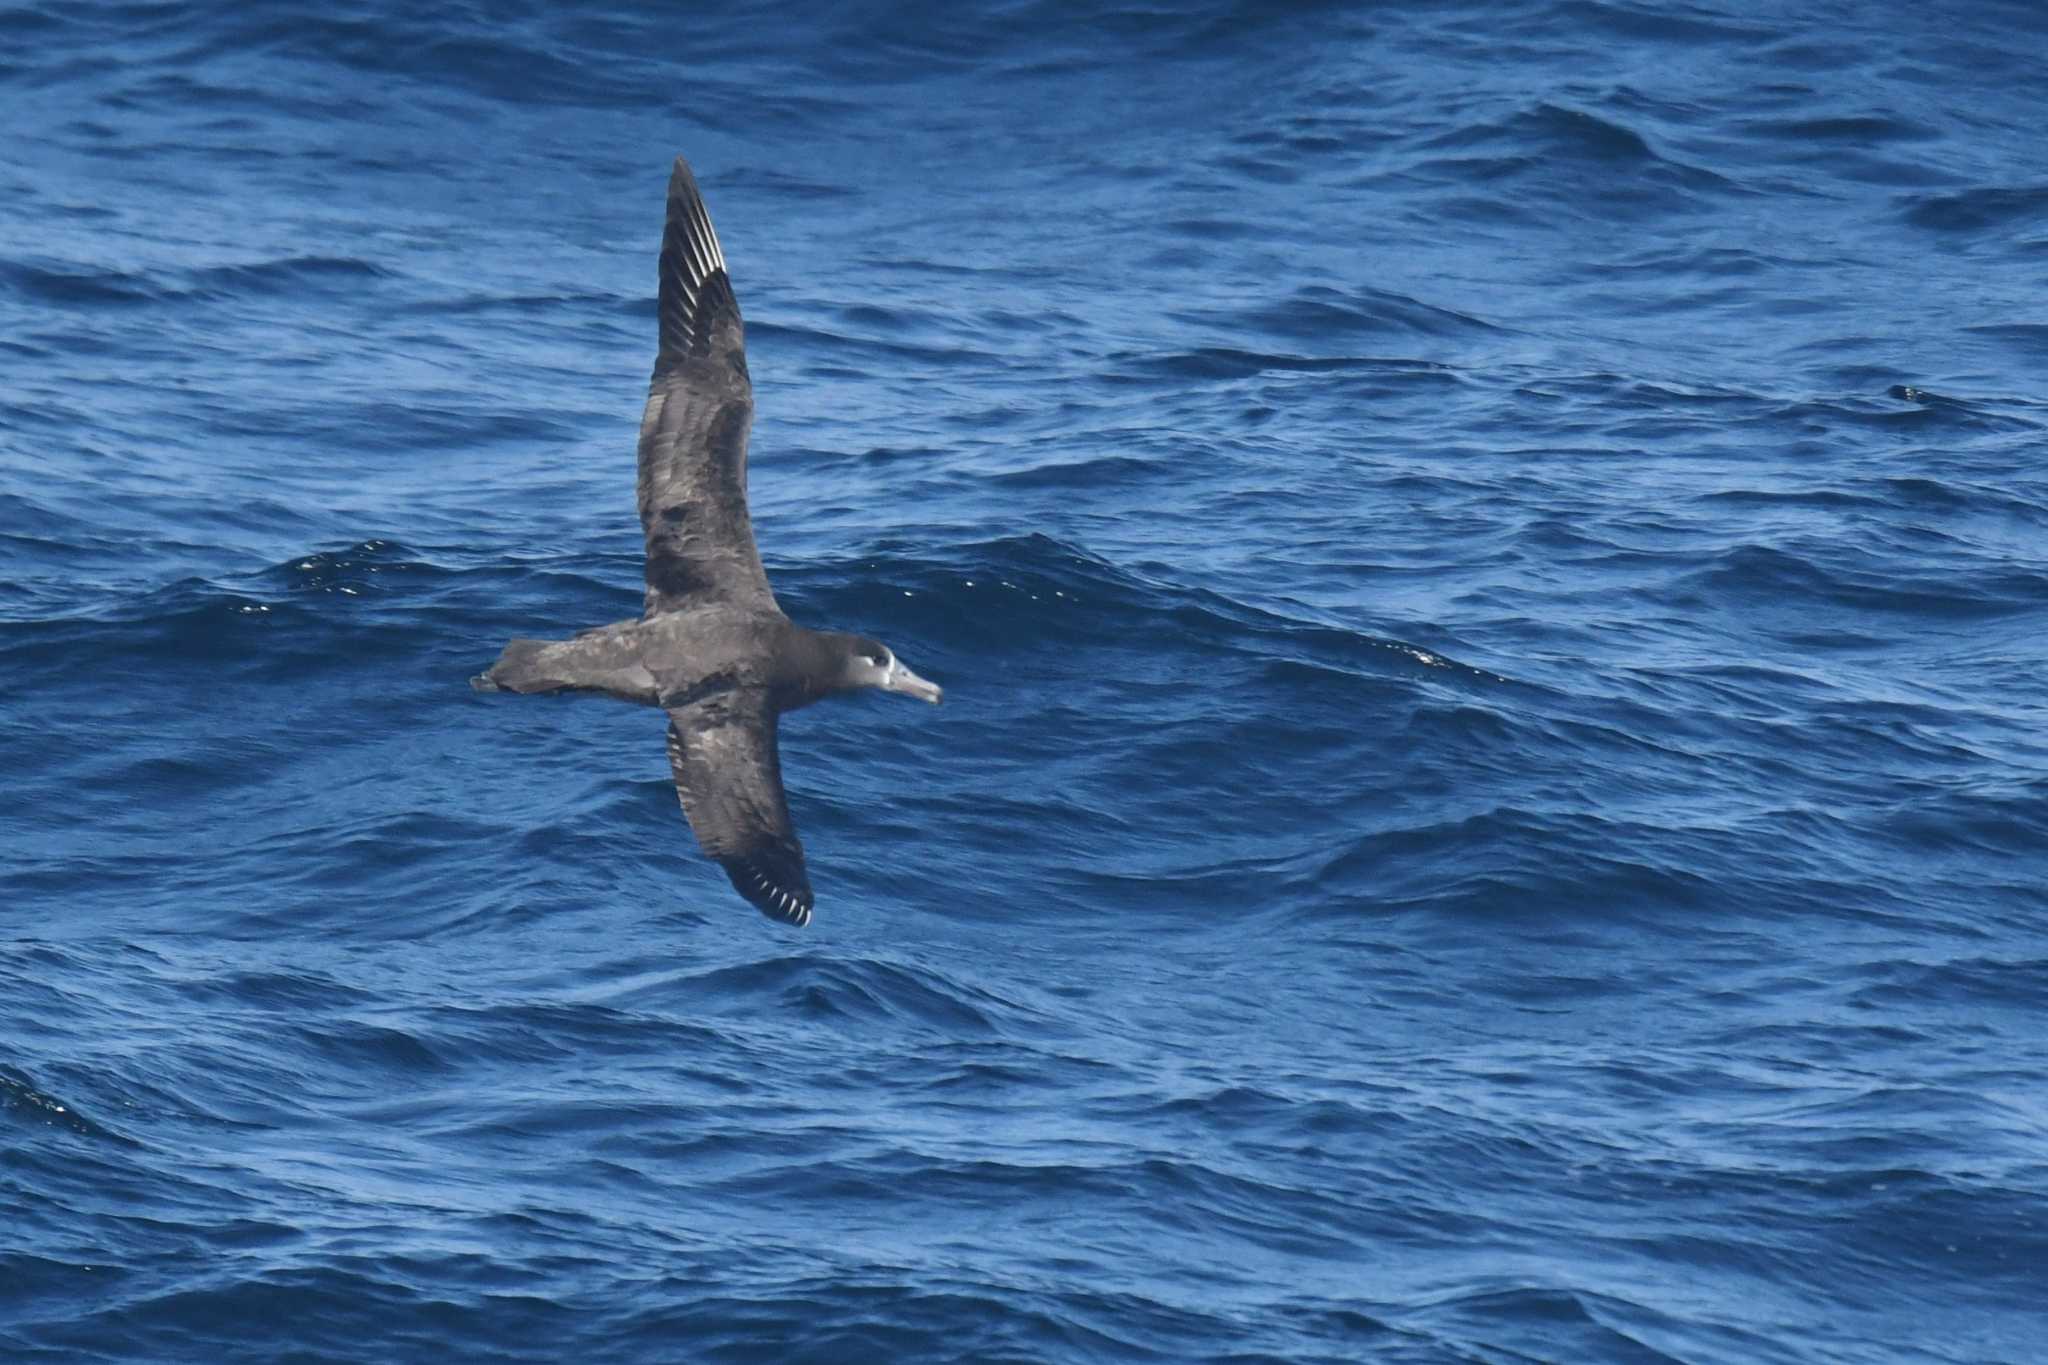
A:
665,689,814,927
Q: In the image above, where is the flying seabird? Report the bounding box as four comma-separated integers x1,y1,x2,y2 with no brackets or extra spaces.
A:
473,156,942,928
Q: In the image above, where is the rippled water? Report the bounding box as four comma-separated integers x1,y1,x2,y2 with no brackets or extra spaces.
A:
5,2,2047,1361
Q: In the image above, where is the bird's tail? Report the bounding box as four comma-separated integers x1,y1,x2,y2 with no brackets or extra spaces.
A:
471,638,561,694
470,625,660,705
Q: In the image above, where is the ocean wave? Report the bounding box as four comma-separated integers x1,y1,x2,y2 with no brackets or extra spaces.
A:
673,954,1033,1036
8,0,2048,1360
0,1064,133,1144
0,254,394,308
1902,183,2048,234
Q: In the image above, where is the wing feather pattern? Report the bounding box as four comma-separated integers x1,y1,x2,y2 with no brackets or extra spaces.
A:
637,158,775,616
666,689,815,927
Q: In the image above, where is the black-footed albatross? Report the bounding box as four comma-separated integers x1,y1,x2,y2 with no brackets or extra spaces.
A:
473,156,942,928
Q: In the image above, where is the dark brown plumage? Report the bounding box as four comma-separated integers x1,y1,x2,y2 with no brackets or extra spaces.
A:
474,157,942,928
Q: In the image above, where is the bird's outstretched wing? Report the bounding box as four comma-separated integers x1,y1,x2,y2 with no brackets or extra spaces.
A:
666,689,815,927
637,157,776,616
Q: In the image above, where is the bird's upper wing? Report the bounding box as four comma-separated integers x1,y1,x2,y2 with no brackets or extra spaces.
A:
666,688,815,927
637,157,776,616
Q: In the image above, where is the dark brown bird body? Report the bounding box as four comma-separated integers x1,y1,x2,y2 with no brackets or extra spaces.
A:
474,158,941,927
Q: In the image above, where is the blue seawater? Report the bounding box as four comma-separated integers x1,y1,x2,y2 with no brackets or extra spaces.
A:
4,2,2047,1360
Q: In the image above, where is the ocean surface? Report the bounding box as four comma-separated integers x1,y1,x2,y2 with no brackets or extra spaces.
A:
5,2,2047,1361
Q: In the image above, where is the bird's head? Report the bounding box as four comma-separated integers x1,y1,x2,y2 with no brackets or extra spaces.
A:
838,635,942,704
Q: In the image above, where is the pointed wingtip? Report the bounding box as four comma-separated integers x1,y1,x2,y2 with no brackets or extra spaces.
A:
754,889,815,929
721,856,815,928
655,153,737,370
